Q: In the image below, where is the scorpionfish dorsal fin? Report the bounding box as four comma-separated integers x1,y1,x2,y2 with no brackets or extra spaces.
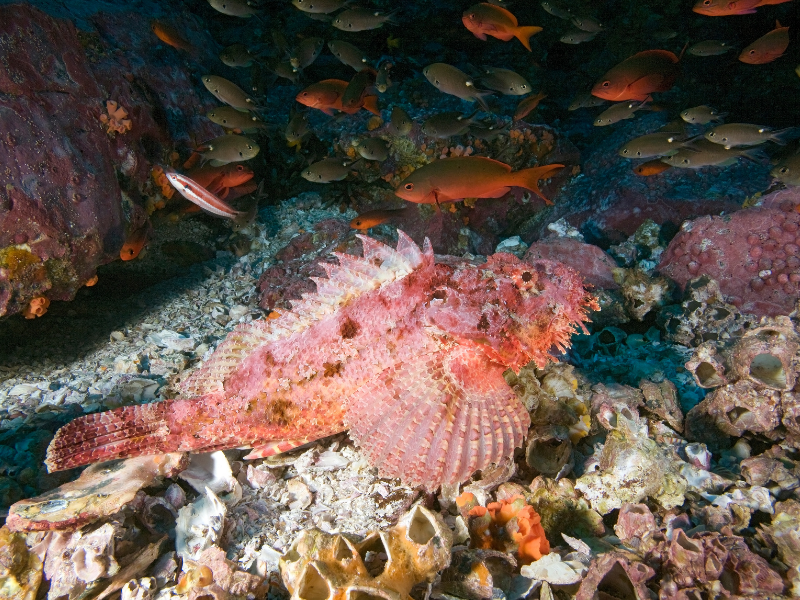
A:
179,230,431,398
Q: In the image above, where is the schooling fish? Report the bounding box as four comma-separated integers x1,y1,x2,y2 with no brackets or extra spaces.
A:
301,157,361,183
591,50,680,101
618,132,687,158
350,207,409,230
772,152,800,186
376,62,392,92
286,112,310,150
266,59,300,85
198,134,260,167
634,160,672,176
560,30,598,44
692,0,791,16
390,105,414,135
704,123,794,148
292,0,349,13
571,15,604,32
568,91,606,110
687,40,734,56
296,79,378,115
540,0,572,19
355,138,390,161
328,40,371,71
593,100,648,126
680,105,727,124
342,69,379,113
151,20,193,52
739,21,790,64
661,139,762,168
120,224,151,261
220,44,255,67
165,171,243,219
423,63,493,112
394,156,563,206
207,0,261,17
514,91,547,121
206,106,267,133
290,37,325,70
422,111,479,138
462,3,543,51
202,75,257,111
332,8,397,31
479,67,532,95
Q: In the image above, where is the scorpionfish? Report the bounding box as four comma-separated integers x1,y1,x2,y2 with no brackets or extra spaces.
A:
46,231,595,490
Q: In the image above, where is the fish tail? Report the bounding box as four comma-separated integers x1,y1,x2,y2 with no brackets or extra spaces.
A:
514,26,543,52
362,95,381,116
772,126,798,145
508,164,565,205
474,91,494,113
45,401,178,472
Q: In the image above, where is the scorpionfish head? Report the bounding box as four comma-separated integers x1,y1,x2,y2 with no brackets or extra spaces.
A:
424,253,594,372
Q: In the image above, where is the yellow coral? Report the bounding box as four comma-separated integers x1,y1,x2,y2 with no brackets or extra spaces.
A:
0,247,40,280
99,100,132,134
22,297,49,319
151,165,175,200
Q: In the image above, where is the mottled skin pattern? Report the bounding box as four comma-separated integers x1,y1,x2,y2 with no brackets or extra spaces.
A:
46,232,595,490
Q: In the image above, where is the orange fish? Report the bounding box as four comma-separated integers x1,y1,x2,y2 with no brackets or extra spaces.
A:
692,0,791,16
296,79,379,116
739,21,790,64
591,50,680,101
350,208,410,230
120,224,151,261
186,163,255,198
462,3,543,51
634,160,672,176
395,157,563,207
150,20,194,52
514,91,547,121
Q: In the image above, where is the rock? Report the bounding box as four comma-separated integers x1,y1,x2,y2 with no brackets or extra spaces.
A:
524,237,619,289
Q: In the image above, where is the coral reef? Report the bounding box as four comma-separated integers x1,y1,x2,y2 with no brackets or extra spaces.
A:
658,188,800,317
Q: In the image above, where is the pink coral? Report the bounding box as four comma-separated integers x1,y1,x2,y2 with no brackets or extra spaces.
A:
658,190,800,316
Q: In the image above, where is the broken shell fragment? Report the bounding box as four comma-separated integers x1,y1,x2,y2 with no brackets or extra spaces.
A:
176,486,226,560
685,342,727,388
730,322,798,390
280,505,452,600
7,453,186,532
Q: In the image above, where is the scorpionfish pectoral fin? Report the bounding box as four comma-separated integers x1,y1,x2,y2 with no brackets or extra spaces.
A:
344,343,530,491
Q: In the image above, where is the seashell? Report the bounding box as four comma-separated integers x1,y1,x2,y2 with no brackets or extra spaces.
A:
280,505,452,600
685,342,727,388
684,443,712,471
525,425,573,478
179,451,242,503
519,551,587,586
730,322,799,390
175,486,226,560
575,552,655,600
120,577,157,600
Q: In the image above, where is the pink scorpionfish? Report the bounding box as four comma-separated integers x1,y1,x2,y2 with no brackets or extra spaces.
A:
46,231,596,490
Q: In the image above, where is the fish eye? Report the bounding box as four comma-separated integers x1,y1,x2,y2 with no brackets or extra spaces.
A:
521,85,527,89
682,159,690,164
237,165,244,171
636,151,641,156
780,167,789,173
749,50,756,55
708,132,715,137
470,13,476,18
404,183,414,190
602,81,610,87
721,137,728,142
704,0,712,4
239,152,244,156
621,149,629,154
521,271,532,282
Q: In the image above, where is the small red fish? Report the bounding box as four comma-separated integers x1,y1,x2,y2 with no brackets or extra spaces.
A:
634,160,672,176
350,207,410,230
120,224,151,261
739,21,790,64
296,79,379,116
165,171,243,219
692,0,791,16
462,3,543,51
514,91,547,121
591,50,680,101
150,20,194,52
186,163,255,199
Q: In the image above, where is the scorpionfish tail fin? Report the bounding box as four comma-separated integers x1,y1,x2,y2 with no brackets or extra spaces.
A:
45,402,174,472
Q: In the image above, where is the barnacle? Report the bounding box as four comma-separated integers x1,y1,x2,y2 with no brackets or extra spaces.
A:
21,297,49,319
99,100,132,134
